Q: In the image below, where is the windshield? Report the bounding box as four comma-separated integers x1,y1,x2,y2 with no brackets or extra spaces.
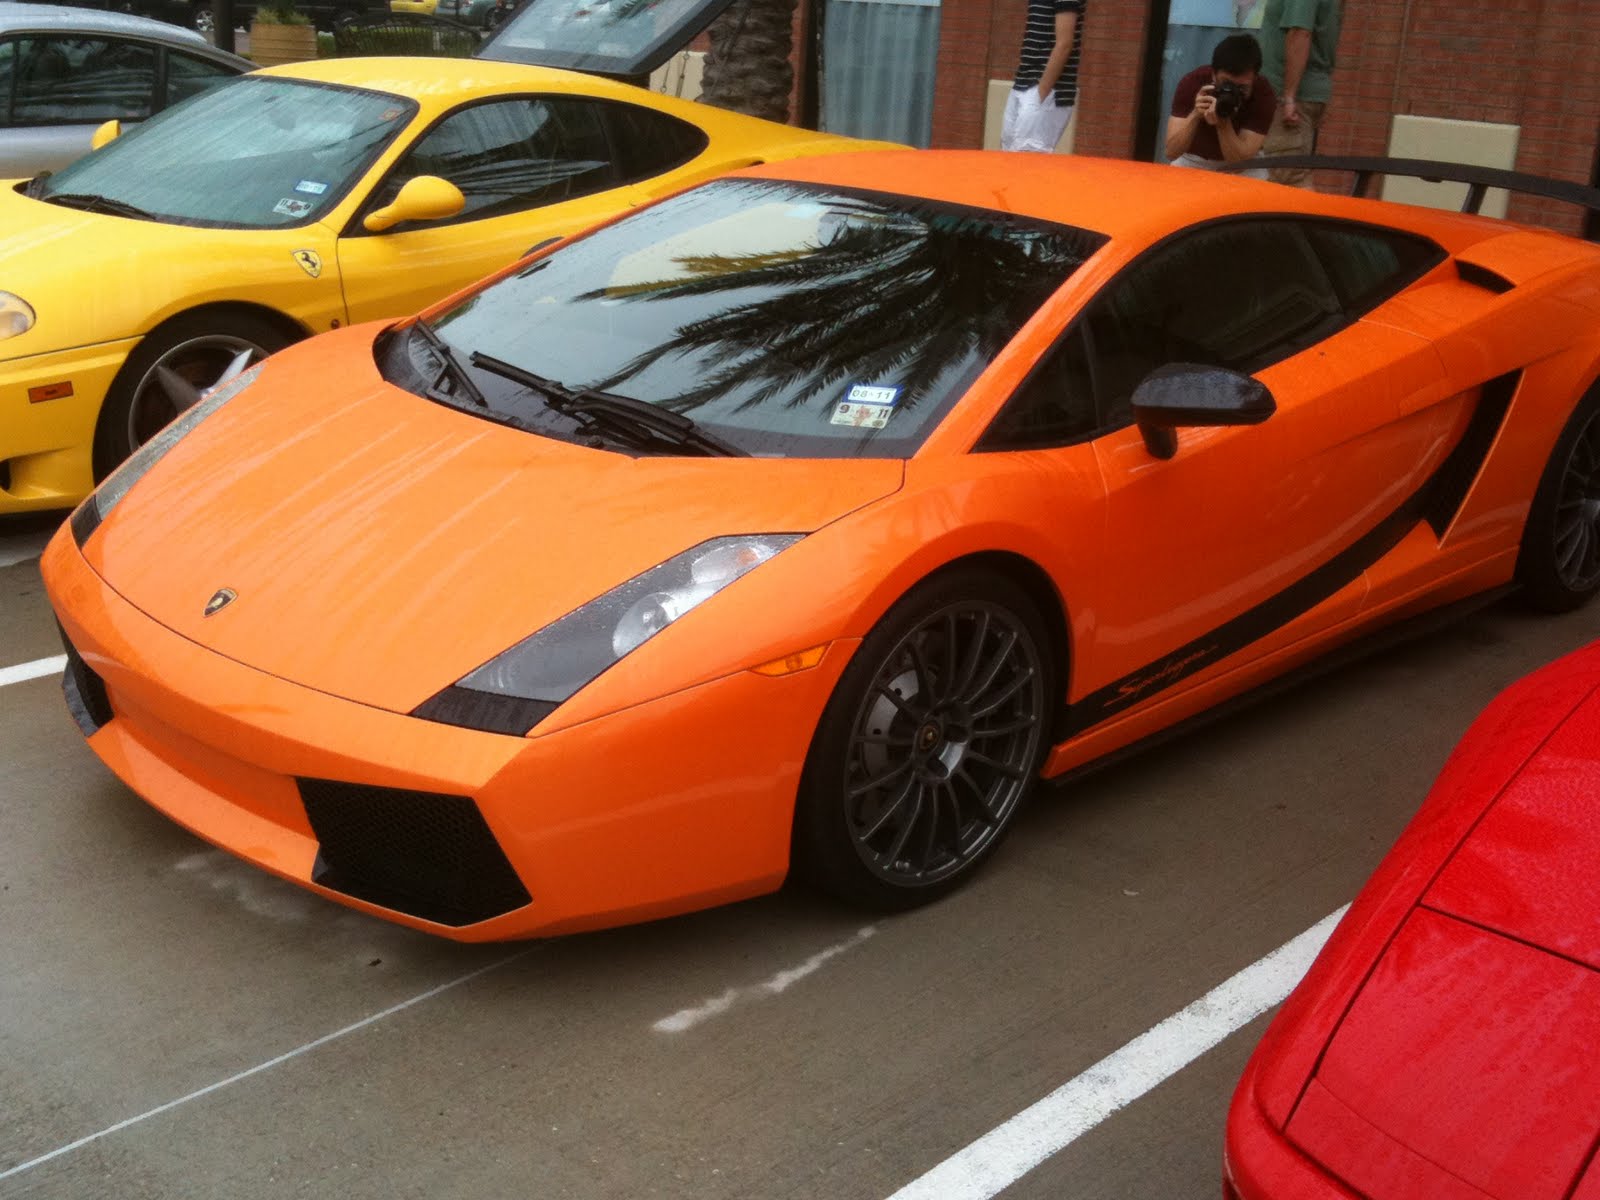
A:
479,0,732,76
407,179,1106,459
39,78,414,230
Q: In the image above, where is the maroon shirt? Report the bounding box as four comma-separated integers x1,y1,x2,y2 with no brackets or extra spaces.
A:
1170,66,1276,161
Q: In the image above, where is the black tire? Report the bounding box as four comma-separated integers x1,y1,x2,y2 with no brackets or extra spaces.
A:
792,567,1056,910
93,312,293,481
1516,385,1600,613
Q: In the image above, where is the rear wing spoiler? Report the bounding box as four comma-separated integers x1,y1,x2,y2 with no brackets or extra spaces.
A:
1217,155,1600,233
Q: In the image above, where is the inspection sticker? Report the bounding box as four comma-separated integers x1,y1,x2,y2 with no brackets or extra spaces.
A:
294,179,329,195
830,384,900,429
273,197,312,218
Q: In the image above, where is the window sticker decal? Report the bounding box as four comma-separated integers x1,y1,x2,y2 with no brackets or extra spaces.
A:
829,383,901,429
294,180,329,195
273,197,312,218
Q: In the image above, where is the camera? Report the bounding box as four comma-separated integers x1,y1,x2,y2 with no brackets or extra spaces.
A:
1211,80,1248,120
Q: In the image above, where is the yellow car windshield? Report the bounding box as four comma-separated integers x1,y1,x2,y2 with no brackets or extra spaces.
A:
37,77,415,230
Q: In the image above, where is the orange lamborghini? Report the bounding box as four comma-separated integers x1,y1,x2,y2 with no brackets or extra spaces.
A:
42,152,1600,940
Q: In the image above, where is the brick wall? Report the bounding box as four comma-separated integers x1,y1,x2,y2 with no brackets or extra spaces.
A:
929,0,1600,233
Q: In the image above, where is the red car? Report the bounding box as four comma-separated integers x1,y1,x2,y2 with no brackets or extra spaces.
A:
1225,638,1600,1199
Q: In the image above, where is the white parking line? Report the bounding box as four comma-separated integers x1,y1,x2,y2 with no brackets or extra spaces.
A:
0,655,66,688
884,905,1350,1200
0,949,535,1183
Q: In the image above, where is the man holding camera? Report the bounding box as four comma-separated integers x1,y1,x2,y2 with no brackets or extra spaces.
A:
1165,34,1276,178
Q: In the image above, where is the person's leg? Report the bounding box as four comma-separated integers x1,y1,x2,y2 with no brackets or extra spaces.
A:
1017,99,1073,153
1000,88,1028,151
1265,100,1324,188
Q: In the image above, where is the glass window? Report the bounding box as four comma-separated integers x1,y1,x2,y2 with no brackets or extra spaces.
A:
39,77,413,228
0,40,14,127
368,98,618,227
12,36,157,124
980,326,1097,450
481,0,731,78
400,178,1106,459
164,50,239,108
1304,222,1443,315
603,101,707,183
1083,221,1344,422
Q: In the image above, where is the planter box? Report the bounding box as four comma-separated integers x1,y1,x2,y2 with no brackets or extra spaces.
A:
250,21,318,65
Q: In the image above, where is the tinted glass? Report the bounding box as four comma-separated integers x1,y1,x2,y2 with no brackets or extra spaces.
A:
480,0,731,77
1305,222,1442,314
164,50,238,108
0,40,13,127
604,102,708,182
366,98,616,226
13,36,156,123
981,325,1097,450
40,77,413,228
416,179,1106,458
1086,221,1343,423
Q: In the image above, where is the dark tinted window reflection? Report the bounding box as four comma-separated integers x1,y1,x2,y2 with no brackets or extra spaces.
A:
1304,222,1442,314
429,179,1108,458
604,102,707,183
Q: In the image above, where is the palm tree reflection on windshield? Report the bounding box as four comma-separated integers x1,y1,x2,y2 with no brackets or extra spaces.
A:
580,185,1101,420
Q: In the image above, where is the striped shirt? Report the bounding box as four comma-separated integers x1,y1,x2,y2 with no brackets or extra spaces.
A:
1012,0,1085,107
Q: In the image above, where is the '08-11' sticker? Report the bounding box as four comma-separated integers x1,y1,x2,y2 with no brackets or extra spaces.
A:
831,383,901,430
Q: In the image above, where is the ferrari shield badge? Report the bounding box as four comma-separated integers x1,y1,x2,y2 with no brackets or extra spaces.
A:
204,588,237,617
292,249,322,279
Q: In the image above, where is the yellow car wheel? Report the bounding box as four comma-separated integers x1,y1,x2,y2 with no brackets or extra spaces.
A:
94,312,294,480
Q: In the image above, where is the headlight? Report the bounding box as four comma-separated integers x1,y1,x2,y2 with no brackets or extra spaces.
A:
413,534,803,735
71,363,263,547
0,292,35,340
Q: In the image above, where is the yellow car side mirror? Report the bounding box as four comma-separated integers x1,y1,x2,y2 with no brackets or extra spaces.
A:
91,119,122,150
363,176,466,234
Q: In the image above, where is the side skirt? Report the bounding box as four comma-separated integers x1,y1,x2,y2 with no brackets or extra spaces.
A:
1039,585,1514,793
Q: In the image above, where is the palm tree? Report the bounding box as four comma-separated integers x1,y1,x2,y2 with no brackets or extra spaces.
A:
580,181,1103,418
697,0,796,123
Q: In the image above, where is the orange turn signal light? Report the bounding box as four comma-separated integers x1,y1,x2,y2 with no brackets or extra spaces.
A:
28,381,74,403
751,644,828,677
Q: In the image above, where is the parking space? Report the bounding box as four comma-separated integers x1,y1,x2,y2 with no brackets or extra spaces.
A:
3,514,1597,1199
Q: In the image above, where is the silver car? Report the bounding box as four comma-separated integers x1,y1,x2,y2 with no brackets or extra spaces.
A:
0,2,251,177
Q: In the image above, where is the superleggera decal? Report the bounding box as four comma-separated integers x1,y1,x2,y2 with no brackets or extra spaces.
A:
1063,370,1524,736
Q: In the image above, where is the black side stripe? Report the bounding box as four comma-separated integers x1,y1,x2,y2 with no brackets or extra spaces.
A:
1062,370,1523,736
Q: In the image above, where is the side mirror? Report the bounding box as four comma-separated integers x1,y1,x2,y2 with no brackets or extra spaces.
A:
91,119,122,150
363,175,466,234
1130,363,1276,459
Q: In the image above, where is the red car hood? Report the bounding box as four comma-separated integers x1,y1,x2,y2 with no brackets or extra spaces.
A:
1285,678,1600,1199
85,331,903,713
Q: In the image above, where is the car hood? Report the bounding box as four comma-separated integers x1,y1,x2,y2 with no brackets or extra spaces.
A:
85,327,904,714
1282,679,1600,1200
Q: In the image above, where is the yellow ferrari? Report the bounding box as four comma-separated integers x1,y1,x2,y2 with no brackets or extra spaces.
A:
0,57,889,514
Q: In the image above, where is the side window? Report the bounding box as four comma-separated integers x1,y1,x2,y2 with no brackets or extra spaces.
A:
1304,222,1443,315
371,97,619,226
1083,222,1344,424
980,325,1097,450
0,40,14,127
12,37,156,124
164,51,238,109
603,102,710,183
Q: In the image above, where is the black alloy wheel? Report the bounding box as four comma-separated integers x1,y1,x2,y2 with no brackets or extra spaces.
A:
794,569,1054,908
1518,387,1600,612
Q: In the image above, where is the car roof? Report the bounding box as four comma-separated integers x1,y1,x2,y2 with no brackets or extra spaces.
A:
736,150,1569,250
254,55,661,102
0,1,241,56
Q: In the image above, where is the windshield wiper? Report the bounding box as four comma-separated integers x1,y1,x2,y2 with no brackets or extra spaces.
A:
468,351,747,457
410,319,487,409
42,192,155,220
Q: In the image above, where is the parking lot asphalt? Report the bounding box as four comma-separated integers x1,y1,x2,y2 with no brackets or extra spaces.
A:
3,513,1598,1199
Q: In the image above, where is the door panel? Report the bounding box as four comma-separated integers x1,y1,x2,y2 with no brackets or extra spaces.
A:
1072,318,1451,728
